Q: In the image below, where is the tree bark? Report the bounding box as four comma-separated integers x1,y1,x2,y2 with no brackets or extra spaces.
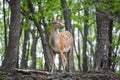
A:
108,19,113,70
82,8,88,72
61,0,71,31
95,9,110,71
30,30,38,69
21,29,29,68
78,29,81,71
34,21,52,71
1,0,20,69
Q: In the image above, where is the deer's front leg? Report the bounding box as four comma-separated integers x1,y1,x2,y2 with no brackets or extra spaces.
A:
51,51,56,74
60,51,67,73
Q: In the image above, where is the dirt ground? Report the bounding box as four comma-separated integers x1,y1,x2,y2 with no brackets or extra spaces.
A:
0,69,120,80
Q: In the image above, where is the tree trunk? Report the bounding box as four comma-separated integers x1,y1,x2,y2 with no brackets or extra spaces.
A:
108,19,113,70
34,21,52,71
61,0,71,31
21,29,29,68
95,9,110,71
78,29,81,71
30,30,38,69
1,0,20,69
82,8,88,72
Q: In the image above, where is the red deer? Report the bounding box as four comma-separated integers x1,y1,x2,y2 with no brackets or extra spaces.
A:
49,18,73,73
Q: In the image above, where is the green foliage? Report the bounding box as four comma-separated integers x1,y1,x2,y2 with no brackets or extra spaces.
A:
74,54,83,70
42,0,62,19
80,15,89,22
111,56,120,68
110,0,120,16
21,21,30,30
21,0,29,11
87,34,97,42
47,23,52,32
30,0,39,3
36,57,43,69
0,75,6,80
34,11,42,21
0,21,5,56
96,1,109,10
116,70,120,74
74,55,78,70
72,24,83,31
114,22,120,30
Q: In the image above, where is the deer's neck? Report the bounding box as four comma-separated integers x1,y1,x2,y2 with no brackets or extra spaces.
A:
51,26,58,37
49,26,58,49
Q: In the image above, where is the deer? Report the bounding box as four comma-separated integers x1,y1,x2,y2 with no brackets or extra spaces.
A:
49,18,73,74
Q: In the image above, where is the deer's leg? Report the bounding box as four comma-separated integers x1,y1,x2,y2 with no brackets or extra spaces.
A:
68,49,73,73
51,50,56,74
60,51,67,73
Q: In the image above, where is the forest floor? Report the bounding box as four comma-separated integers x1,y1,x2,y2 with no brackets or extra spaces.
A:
0,68,120,80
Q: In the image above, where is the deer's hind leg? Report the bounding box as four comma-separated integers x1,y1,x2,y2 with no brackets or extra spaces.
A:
68,49,73,73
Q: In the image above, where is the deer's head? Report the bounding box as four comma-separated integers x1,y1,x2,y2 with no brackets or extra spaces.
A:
52,18,64,29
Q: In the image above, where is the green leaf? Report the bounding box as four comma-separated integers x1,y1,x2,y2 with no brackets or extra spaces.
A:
21,21,30,30
36,57,43,69
72,23,83,31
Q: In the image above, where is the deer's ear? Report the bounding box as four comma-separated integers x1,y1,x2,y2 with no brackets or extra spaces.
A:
52,17,55,22
57,18,63,22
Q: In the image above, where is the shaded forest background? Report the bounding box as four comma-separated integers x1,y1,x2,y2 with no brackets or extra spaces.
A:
0,0,120,77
